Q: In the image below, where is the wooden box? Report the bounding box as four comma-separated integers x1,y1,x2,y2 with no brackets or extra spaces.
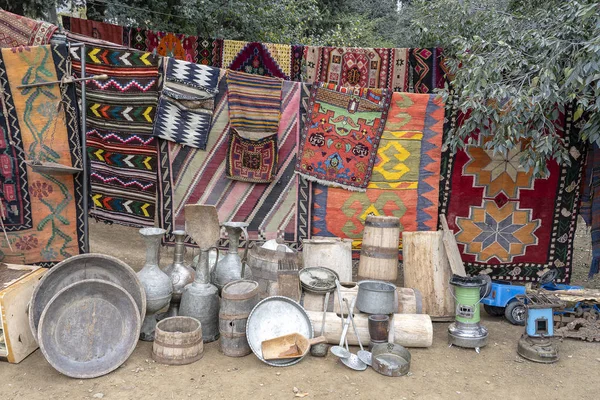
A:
0,263,47,363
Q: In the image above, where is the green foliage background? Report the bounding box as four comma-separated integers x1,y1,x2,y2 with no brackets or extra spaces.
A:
3,0,600,174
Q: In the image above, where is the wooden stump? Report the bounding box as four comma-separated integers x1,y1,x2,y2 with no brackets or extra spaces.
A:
302,237,353,282
402,231,454,321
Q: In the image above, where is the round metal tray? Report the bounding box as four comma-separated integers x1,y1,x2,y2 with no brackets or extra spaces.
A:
29,253,146,338
246,296,313,367
38,279,141,378
299,267,338,293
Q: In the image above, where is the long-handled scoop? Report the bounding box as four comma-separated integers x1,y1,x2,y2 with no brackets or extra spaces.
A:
311,291,330,357
347,302,372,366
340,298,368,371
184,204,221,250
330,296,355,359
261,333,327,360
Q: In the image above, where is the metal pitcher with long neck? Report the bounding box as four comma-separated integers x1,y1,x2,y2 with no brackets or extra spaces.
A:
163,230,195,317
179,246,220,342
212,222,253,291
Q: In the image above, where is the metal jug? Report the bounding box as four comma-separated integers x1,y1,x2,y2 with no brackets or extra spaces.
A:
163,230,195,317
211,222,252,291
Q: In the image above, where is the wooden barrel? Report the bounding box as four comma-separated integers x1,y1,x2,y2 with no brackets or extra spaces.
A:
152,316,203,365
246,246,301,298
331,282,423,315
219,280,260,357
403,231,454,321
358,215,400,282
302,237,353,282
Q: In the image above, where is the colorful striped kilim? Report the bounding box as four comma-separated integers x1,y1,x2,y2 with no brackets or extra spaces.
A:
309,92,444,255
222,40,302,80
409,48,446,94
0,45,84,266
226,70,282,138
70,45,160,227
439,106,584,283
158,78,302,248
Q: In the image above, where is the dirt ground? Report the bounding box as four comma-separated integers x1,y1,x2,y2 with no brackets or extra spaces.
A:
1,221,599,400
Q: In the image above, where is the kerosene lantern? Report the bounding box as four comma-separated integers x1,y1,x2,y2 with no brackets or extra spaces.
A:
515,292,564,363
448,274,489,353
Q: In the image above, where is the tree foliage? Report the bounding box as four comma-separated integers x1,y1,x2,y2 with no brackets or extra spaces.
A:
406,0,600,176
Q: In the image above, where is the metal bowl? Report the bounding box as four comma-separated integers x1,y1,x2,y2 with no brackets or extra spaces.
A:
246,296,313,367
29,253,146,339
38,279,141,378
371,342,411,377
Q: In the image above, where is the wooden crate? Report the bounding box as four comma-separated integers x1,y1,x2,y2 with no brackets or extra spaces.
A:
0,263,47,363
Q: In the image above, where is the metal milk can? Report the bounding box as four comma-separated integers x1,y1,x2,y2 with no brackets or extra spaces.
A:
179,247,221,342
137,227,173,341
212,221,253,291
163,230,195,317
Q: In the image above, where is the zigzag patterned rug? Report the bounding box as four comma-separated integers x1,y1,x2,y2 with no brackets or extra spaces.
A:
0,45,84,266
70,45,160,227
158,77,303,248
310,92,444,256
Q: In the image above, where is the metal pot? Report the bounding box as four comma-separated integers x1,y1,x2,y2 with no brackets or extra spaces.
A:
356,280,396,315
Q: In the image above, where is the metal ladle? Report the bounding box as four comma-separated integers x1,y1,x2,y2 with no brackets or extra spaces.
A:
339,298,367,371
330,296,354,359
343,296,371,365
310,291,330,357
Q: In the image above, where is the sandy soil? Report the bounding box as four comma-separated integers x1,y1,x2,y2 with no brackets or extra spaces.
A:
1,221,599,400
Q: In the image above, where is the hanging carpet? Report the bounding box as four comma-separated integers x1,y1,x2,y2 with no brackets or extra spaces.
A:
153,57,220,149
296,82,392,192
303,46,409,91
222,40,303,81
439,106,585,283
70,45,160,227
158,77,302,248
580,142,600,278
409,47,446,94
62,16,124,46
309,92,444,254
0,10,57,48
0,45,84,266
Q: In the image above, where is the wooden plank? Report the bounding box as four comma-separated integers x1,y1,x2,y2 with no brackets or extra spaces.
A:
440,214,467,277
0,267,47,363
402,231,454,319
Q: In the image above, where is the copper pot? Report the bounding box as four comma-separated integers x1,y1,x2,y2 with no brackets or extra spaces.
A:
368,314,390,342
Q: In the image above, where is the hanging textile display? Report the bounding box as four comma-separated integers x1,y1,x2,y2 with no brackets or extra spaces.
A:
70,45,160,227
0,45,84,266
122,27,224,66
580,143,600,278
158,77,302,248
0,9,57,48
439,106,584,283
309,92,444,253
222,40,301,80
61,16,124,45
226,70,282,137
153,57,220,149
409,47,445,94
296,82,392,192
225,71,282,183
302,46,409,91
